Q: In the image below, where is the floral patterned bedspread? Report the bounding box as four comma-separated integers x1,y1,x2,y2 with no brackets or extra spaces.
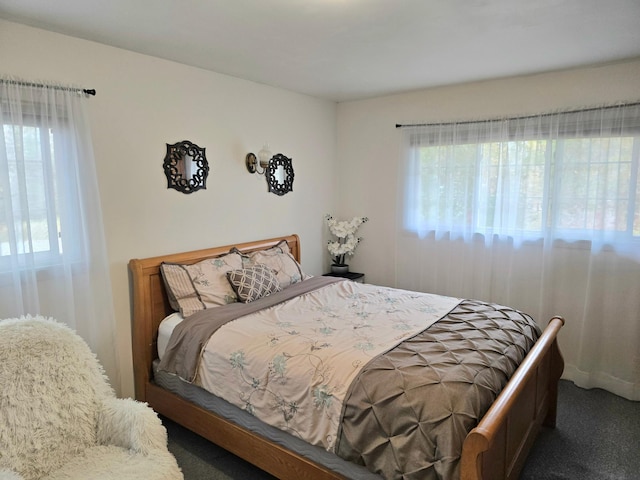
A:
196,279,460,451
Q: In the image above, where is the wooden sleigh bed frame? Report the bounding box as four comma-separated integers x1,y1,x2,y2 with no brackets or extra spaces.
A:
128,234,565,480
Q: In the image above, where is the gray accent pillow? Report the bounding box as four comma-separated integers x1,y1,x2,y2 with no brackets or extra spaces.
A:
226,264,282,303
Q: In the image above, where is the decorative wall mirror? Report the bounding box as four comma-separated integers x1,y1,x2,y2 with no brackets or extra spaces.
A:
265,153,294,196
163,140,209,194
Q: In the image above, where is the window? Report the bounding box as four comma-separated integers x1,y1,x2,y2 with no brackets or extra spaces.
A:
1,85,86,272
402,104,640,251
1,123,63,259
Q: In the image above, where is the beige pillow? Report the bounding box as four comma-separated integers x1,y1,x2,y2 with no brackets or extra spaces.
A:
226,264,282,303
184,252,244,309
235,240,308,288
160,251,244,317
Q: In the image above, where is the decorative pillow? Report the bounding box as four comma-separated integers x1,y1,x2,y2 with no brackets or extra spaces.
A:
226,264,282,303
234,240,309,288
160,263,203,317
160,251,244,317
184,252,244,310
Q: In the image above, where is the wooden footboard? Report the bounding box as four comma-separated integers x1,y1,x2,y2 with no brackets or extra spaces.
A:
128,234,564,480
460,316,565,480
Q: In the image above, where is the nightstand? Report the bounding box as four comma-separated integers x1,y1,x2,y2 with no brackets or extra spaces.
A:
323,271,365,283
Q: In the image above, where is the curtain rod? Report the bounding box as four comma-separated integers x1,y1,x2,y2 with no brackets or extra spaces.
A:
0,79,96,96
395,101,640,128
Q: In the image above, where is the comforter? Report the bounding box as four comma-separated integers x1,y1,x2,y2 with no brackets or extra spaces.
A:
159,278,540,479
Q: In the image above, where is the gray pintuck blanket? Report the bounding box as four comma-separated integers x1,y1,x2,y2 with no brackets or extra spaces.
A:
335,298,540,479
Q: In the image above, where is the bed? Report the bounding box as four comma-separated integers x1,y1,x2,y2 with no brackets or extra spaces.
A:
128,234,565,480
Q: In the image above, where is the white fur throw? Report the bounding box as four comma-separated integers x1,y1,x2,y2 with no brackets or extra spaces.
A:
0,315,182,480
0,469,23,480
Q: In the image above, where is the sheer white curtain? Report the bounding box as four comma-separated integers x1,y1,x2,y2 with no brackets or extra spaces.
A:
0,78,119,390
396,103,640,400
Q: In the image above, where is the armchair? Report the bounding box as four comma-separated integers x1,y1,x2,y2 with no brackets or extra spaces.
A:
0,315,183,480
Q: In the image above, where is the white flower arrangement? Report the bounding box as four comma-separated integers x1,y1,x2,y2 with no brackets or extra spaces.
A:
325,214,368,266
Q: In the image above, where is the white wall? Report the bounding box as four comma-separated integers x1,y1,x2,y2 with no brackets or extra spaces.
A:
1,19,338,397
336,59,640,285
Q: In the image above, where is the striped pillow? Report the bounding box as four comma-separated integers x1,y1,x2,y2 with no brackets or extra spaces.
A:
160,263,203,317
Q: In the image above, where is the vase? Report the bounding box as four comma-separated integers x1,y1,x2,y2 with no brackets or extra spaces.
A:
331,264,349,274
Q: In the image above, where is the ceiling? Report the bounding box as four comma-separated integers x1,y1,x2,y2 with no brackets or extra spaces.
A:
2,0,640,102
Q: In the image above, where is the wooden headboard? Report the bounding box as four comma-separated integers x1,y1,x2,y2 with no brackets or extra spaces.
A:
128,234,301,401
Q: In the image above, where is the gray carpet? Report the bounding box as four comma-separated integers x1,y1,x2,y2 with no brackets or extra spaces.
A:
520,380,640,480
165,380,640,479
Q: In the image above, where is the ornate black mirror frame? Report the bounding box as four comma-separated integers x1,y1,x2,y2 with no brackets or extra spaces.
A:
163,140,209,194
265,153,294,196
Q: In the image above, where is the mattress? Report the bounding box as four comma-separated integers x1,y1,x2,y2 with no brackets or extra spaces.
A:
158,312,182,361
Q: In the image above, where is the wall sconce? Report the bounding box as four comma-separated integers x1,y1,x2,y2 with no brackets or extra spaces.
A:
245,143,272,175
245,143,295,196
